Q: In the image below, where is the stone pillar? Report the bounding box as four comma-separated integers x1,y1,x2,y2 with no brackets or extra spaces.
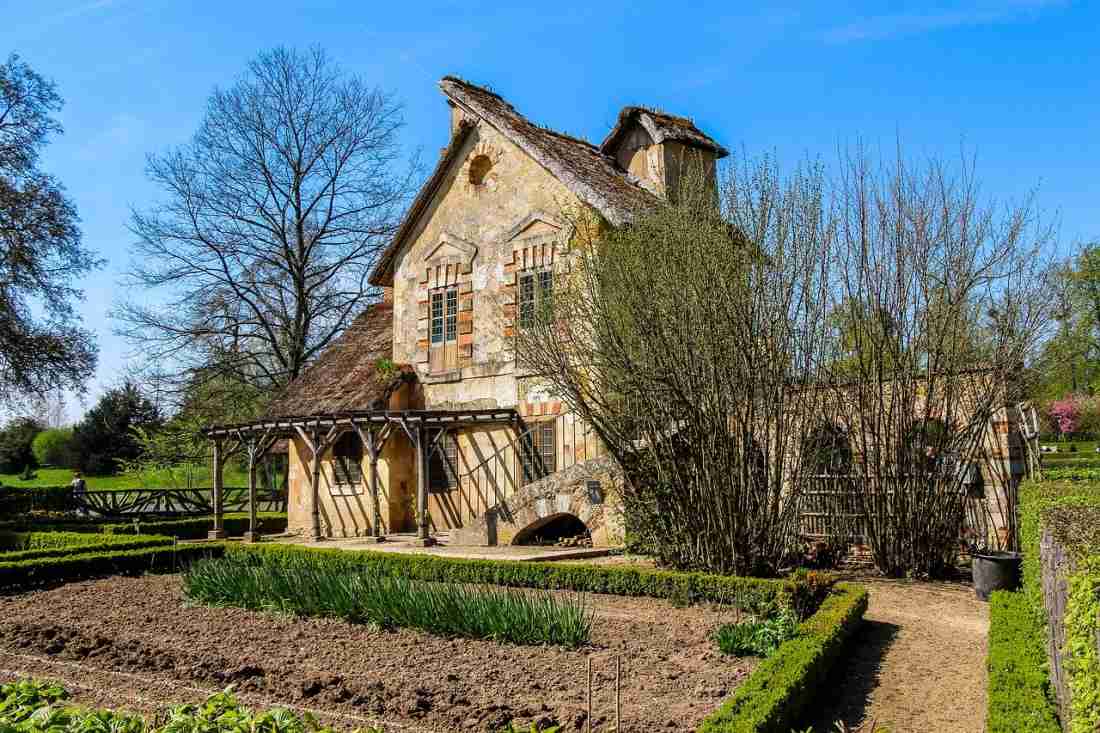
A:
243,445,259,543
208,439,227,540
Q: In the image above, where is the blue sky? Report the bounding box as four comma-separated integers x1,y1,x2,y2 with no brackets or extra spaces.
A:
3,0,1098,419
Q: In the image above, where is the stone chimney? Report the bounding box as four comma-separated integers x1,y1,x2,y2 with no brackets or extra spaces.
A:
600,107,728,201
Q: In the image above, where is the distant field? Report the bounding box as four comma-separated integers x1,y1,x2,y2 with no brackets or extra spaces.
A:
0,466,249,490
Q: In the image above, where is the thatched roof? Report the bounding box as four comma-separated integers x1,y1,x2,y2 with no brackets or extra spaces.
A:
369,77,661,286
264,303,413,418
600,106,729,159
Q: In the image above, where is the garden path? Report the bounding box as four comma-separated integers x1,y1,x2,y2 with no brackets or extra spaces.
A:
808,576,989,733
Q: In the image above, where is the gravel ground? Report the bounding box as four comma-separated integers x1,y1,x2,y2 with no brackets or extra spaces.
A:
0,575,755,732
807,576,989,733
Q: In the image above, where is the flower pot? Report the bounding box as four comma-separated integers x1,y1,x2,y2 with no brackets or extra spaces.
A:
972,551,1022,601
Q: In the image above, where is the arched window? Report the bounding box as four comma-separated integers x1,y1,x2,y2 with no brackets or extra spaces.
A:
899,418,950,475
332,431,363,486
468,155,493,185
801,424,853,476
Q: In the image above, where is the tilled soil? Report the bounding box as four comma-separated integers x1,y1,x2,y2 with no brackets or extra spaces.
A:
0,575,754,732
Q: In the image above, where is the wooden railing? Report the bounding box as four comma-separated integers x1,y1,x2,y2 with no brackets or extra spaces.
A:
453,412,606,517
74,487,286,517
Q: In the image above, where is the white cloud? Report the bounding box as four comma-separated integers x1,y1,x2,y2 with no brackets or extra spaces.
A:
821,0,1067,43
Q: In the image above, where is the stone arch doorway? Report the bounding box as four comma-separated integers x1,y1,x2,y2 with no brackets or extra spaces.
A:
511,512,589,546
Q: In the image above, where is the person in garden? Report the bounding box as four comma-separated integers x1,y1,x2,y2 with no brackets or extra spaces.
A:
69,471,86,497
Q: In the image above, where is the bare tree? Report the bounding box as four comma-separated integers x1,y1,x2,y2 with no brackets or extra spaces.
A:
0,54,100,405
822,148,1053,576
116,47,417,397
519,147,1051,578
519,160,840,576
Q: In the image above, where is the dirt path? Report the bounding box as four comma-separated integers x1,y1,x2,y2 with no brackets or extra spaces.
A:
808,577,989,733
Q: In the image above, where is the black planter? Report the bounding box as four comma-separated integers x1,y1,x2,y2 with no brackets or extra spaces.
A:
972,551,1022,601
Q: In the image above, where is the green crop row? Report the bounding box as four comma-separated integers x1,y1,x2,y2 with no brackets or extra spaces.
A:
0,678,376,733
185,552,593,647
227,543,832,618
0,531,173,563
696,583,868,733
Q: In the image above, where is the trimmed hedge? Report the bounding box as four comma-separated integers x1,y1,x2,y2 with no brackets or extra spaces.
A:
0,512,287,539
100,512,287,539
987,590,1061,733
696,583,868,733
0,532,173,563
228,544,834,618
0,543,225,590
1018,478,1100,733
1041,465,1100,482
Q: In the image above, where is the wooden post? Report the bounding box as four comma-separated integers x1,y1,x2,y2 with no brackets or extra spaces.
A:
208,439,227,540
243,440,259,543
367,430,383,539
414,424,435,546
309,428,324,541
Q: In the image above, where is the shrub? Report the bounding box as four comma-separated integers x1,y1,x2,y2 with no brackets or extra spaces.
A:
0,531,173,562
1019,478,1100,732
228,543,829,618
31,428,74,468
184,553,593,648
697,583,868,733
986,591,1060,732
0,542,223,590
0,417,42,474
714,608,800,658
100,512,287,539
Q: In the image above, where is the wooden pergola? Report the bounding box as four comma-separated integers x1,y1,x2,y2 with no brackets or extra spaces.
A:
202,409,521,543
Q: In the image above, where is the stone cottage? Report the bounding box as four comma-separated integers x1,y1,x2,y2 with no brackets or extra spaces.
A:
203,77,728,546
202,77,1030,551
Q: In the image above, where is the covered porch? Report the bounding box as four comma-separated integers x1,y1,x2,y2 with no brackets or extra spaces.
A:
201,408,520,544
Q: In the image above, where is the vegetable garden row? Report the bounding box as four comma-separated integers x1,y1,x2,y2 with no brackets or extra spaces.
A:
0,527,868,732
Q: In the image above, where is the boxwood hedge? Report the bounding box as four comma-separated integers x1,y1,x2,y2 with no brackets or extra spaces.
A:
696,583,868,733
0,543,224,590
1015,478,1100,733
986,590,1061,733
0,512,287,539
0,531,174,563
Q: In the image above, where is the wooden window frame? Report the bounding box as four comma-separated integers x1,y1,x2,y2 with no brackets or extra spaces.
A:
520,420,557,484
331,431,364,495
429,431,460,492
518,268,553,330
429,286,460,372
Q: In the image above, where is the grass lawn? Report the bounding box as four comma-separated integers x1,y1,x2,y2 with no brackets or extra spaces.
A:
0,466,249,490
1039,440,1098,454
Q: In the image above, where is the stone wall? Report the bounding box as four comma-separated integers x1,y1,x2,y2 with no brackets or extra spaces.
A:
450,455,624,547
391,120,581,414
